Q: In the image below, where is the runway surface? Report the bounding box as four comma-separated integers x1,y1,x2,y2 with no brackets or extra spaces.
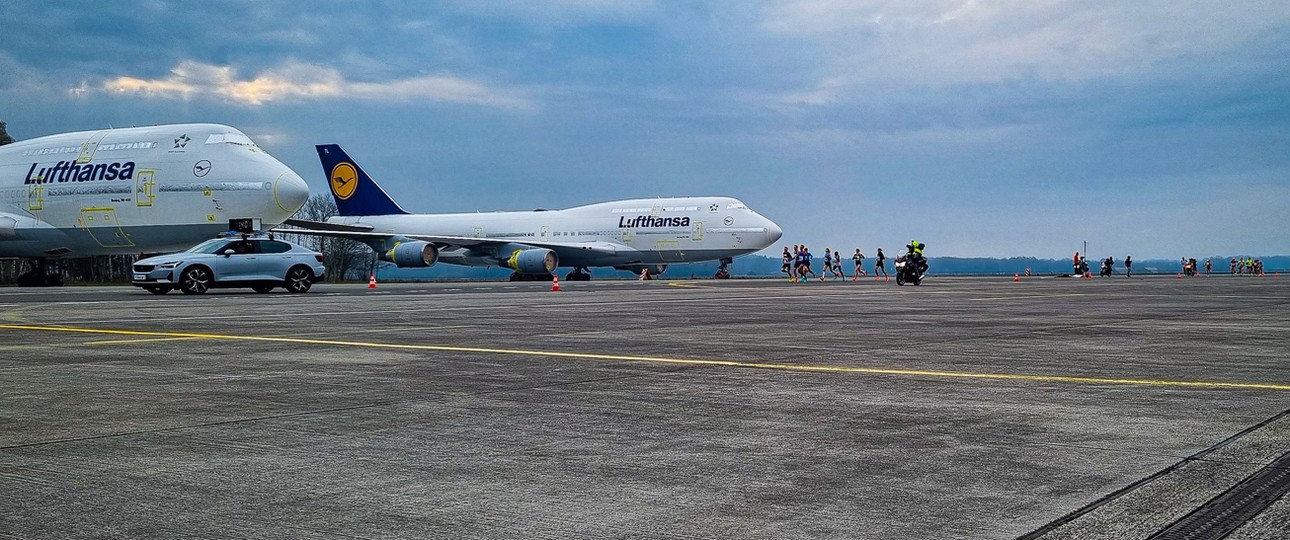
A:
1,274,1288,539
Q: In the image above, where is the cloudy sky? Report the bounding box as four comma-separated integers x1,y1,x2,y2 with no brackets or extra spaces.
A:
2,1,1287,258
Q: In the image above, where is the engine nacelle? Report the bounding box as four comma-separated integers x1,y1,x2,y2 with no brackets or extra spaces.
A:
504,248,558,274
380,241,439,268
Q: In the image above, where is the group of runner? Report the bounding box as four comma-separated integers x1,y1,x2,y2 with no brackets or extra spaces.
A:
1180,257,1266,276
782,245,889,282
1229,257,1265,276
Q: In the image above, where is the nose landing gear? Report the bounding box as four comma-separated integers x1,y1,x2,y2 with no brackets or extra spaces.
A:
714,257,732,279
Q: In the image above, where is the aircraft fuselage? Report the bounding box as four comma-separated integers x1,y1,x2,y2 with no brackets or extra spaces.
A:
326,196,782,268
0,123,308,258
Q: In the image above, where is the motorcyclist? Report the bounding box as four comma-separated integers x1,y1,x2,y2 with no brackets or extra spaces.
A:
906,240,928,276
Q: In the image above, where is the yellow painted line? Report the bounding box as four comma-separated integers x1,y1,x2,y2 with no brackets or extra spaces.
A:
2,324,1289,391
84,336,204,346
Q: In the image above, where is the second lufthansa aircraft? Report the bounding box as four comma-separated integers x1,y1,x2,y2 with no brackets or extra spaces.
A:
281,144,783,280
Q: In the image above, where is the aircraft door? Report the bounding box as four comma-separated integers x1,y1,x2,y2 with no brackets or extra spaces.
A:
76,130,110,164
135,169,156,207
27,184,43,212
692,220,704,242
79,207,135,248
540,225,550,241
655,239,684,261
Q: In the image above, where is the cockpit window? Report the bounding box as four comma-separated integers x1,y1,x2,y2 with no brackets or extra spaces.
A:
205,133,257,146
727,202,748,209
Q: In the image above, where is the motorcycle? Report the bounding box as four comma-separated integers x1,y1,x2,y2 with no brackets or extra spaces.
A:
894,254,926,286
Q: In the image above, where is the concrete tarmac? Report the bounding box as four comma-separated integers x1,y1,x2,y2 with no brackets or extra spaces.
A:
1,274,1289,539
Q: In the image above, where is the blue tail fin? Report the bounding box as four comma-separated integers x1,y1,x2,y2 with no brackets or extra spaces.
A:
315,144,409,216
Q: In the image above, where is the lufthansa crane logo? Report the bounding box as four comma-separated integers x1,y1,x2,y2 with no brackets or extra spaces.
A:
330,162,358,200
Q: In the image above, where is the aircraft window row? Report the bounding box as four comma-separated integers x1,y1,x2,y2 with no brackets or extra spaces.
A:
661,206,698,212
611,207,654,213
46,185,131,196
635,230,686,235
20,141,159,157
97,141,158,152
159,182,272,192
20,146,81,156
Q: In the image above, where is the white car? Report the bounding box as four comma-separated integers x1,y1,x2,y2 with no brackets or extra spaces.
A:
132,235,326,295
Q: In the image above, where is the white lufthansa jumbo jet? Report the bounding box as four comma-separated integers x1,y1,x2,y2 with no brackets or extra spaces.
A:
0,123,309,284
281,144,783,280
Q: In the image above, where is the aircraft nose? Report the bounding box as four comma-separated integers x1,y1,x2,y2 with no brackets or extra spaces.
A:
766,219,784,244
273,169,310,216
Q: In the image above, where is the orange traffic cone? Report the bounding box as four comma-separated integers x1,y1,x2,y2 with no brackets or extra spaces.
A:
551,275,561,292
368,273,378,289
1013,273,1020,282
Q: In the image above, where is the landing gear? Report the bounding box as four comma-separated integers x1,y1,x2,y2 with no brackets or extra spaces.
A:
714,258,733,279
564,268,592,281
16,259,63,287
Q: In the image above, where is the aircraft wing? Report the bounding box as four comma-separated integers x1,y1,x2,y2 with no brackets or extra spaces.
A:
274,222,626,256
282,218,374,233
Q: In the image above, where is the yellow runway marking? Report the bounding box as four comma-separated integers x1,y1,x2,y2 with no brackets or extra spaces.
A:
665,282,705,288
3,323,1289,391
84,336,204,346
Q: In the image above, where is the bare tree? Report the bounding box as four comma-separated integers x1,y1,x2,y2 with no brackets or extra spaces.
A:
0,121,14,146
278,193,374,282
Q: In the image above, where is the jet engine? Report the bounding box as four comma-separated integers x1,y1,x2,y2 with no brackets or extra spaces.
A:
504,248,558,274
381,241,439,268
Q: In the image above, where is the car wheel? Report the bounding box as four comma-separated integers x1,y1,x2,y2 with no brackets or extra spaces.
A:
252,285,274,294
285,266,313,293
180,267,212,295
144,286,172,295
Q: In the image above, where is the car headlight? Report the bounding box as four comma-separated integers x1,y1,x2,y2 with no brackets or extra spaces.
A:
157,261,182,269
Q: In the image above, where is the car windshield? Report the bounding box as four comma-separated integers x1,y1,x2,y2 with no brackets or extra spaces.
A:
184,239,231,254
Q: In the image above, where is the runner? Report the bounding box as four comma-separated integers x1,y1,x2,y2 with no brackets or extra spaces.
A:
851,248,866,281
803,247,817,281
